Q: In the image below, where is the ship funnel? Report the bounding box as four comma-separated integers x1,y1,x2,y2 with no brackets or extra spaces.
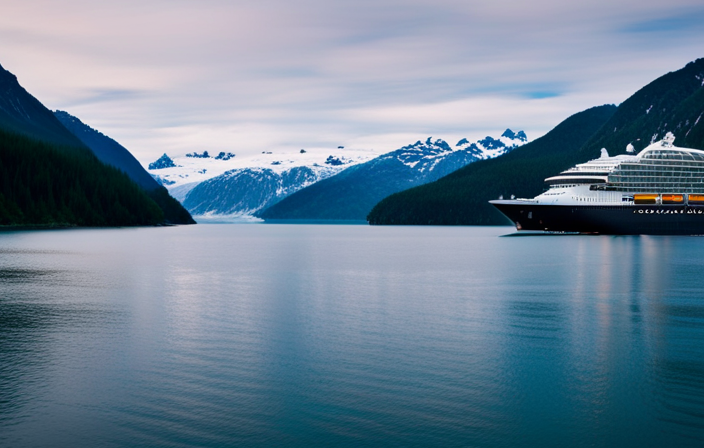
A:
600,148,609,158
626,143,635,153
662,132,675,147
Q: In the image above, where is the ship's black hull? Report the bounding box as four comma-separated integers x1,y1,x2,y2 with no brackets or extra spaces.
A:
490,200,704,235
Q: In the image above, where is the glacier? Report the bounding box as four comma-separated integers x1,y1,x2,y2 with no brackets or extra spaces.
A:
147,129,527,221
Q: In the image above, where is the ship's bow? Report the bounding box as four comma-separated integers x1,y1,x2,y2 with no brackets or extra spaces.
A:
489,200,543,231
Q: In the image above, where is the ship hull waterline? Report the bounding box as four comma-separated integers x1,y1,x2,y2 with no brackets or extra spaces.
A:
490,200,704,235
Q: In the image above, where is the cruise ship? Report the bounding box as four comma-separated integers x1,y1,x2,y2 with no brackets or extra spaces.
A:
490,133,704,235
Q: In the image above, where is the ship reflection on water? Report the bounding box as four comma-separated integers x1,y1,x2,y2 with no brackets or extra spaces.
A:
497,233,704,444
1,226,704,447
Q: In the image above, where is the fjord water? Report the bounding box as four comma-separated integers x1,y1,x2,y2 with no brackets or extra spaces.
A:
2,225,704,447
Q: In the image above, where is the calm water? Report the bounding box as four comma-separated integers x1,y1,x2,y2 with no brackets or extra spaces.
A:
1,225,704,447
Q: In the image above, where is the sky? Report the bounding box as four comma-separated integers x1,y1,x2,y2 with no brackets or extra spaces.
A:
1,0,703,163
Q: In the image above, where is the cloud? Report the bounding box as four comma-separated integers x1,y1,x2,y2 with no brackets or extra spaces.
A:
621,7,704,34
62,88,150,107
0,0,702,161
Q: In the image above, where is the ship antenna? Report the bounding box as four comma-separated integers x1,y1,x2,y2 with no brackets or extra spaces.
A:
626,143,635,153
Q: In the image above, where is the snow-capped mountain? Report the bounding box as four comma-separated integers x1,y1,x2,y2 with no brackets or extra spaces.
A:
149,129,527,221
148,147,379,219
457,129,528,158
184,165,358,218
384,129,527,179
256,129,527,221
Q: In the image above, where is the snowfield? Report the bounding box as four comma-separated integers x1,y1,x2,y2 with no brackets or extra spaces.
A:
147,130,527,221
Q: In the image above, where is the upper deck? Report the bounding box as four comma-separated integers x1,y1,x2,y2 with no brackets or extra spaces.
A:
547,133,704,193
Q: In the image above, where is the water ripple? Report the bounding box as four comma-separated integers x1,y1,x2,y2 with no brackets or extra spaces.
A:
2,226,704,446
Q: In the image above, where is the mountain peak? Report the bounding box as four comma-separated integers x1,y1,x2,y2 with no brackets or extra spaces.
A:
501,129,528,142
427,137,452,151
0,63,17,82
149,153,177,170
0,64,86,149
477,136,506,150
454,129,527,159
400,138,451,153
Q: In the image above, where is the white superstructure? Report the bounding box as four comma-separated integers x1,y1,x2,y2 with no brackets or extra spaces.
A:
525,133,704,206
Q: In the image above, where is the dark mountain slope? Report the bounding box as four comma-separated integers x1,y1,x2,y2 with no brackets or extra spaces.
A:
0,63,85,149
577,58,704,158
0,127,164,226
368,57,704,226
258,158,419,221
367,105,616,225
143,187,196,225
53,110,195,225
54,110,160,190
256,132,526,221
0,63,194,226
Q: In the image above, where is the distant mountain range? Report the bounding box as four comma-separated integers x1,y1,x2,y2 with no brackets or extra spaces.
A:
367,57,704,225
0,62,193,226
149,148,380,218
9,55,698,228
256,130,527,221
150,130,526,220
184,165,355,218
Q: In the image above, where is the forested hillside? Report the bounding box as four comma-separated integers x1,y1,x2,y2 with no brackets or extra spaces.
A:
577,58,704,158
0,62,194,227
54,110,195,225
368,58,704,226
367,106,616,225
0,128,164,226
54,110,161,191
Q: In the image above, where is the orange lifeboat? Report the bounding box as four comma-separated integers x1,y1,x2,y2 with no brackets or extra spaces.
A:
688,194,704,204
633,194,658,204
661,194,684,204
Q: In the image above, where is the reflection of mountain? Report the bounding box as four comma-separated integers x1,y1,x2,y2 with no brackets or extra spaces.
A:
256,130,527,221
